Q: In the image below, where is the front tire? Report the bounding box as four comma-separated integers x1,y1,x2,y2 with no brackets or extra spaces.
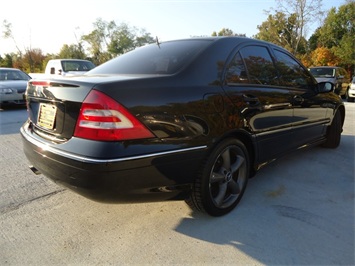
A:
322,111,342,148
186,138,249,216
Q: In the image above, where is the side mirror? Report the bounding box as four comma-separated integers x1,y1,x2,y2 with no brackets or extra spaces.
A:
318,82,334,93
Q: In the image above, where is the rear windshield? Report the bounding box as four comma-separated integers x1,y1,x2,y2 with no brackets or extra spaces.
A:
62,60,96,72
309,68,335,78
87,39,212,75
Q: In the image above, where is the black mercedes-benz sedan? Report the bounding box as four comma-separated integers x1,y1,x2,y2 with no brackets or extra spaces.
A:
21,37,345,216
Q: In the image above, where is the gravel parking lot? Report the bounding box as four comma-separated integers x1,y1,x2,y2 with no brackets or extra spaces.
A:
0,103,354,265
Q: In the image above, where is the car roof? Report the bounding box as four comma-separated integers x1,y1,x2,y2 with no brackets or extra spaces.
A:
0,67,23,71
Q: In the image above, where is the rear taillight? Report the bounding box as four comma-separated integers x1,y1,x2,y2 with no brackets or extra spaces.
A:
74,90,154,141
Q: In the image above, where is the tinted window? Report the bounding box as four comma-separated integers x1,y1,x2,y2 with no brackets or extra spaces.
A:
226,52,248,84
88,40,212,75
274,50,314,89
239,46,278,85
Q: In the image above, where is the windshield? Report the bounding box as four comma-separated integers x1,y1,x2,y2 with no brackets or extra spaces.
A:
309,68,335,78
87,39,212,75
0,69,30,81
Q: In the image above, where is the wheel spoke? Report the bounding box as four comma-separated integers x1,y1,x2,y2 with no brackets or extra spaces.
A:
230,155,245,174
214,182,227,206
210,171,225,183
221,148,231,170
228,179,241,195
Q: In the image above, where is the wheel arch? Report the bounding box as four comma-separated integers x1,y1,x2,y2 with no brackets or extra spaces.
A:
209,129,257,177
337,104,346,127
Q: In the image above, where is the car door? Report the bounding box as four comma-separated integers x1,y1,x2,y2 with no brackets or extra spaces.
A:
222,44,294,163
272,48,329,147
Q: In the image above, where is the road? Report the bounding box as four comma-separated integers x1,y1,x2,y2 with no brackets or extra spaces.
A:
0,103,354,265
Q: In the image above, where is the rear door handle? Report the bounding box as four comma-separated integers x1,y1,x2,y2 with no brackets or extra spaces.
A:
243,94,260,106
293,95,304,104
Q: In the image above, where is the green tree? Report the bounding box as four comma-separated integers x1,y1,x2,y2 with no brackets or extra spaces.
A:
0,53,14,67
82,18,154,65
21,48,46,73
58,44,87,59
316,2,355,72
212,28,245,37
258,0,323,56
255,12,307,55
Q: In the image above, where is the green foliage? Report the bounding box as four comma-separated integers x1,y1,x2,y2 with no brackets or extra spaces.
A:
2,17,154,71
255,11,308,55
58,44,86,59
82,18,154,65
309,1,355,73
212,28,245,37
0,54,14,67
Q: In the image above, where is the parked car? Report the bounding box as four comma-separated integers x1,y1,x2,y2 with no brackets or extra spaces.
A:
309,66,350,98
347,77,355,102
29,59,96,79
0,67,31,107
21,37,345,216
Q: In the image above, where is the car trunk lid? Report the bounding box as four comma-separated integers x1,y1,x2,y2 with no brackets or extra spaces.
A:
26,79,94,141
25,75,157,142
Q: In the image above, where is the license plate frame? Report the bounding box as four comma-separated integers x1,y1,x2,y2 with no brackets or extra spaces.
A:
37,103,57,130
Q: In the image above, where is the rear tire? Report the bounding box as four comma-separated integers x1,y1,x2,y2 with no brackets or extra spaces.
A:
186,138,249,216
322,111,342,148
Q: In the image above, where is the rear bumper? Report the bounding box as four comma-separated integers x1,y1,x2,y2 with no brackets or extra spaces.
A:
21,122,207,203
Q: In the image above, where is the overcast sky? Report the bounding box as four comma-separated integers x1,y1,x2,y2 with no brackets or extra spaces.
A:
0,0,345,56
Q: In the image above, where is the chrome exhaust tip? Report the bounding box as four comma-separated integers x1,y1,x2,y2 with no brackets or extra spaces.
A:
29,165,41,175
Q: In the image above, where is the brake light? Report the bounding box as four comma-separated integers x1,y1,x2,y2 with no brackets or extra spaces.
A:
74,90,154,141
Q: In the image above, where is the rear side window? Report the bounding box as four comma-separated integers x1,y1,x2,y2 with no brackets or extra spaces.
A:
240,46,278,85
225,52,248,84
274,50,314,89
88,40,212,75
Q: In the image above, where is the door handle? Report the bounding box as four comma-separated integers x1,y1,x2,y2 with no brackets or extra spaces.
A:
293,95,304,104
243,94,260,106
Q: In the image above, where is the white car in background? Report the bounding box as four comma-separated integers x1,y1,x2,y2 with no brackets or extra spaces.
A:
347,77,355,102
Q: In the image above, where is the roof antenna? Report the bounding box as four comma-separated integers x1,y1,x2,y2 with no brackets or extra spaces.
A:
156,36,160,48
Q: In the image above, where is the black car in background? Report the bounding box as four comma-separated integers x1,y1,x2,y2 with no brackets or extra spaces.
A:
21,37,345,216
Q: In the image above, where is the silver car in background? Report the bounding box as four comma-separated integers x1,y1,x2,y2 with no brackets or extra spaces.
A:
0,68,31,107
309,66,350,98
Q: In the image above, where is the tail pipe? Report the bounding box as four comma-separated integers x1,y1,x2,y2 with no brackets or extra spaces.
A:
29,165,41,175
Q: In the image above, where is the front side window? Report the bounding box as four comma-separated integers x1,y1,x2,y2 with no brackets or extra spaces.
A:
274,50,314,89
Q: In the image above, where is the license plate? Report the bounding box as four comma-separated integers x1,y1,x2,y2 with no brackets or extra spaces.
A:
38,103,57,130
